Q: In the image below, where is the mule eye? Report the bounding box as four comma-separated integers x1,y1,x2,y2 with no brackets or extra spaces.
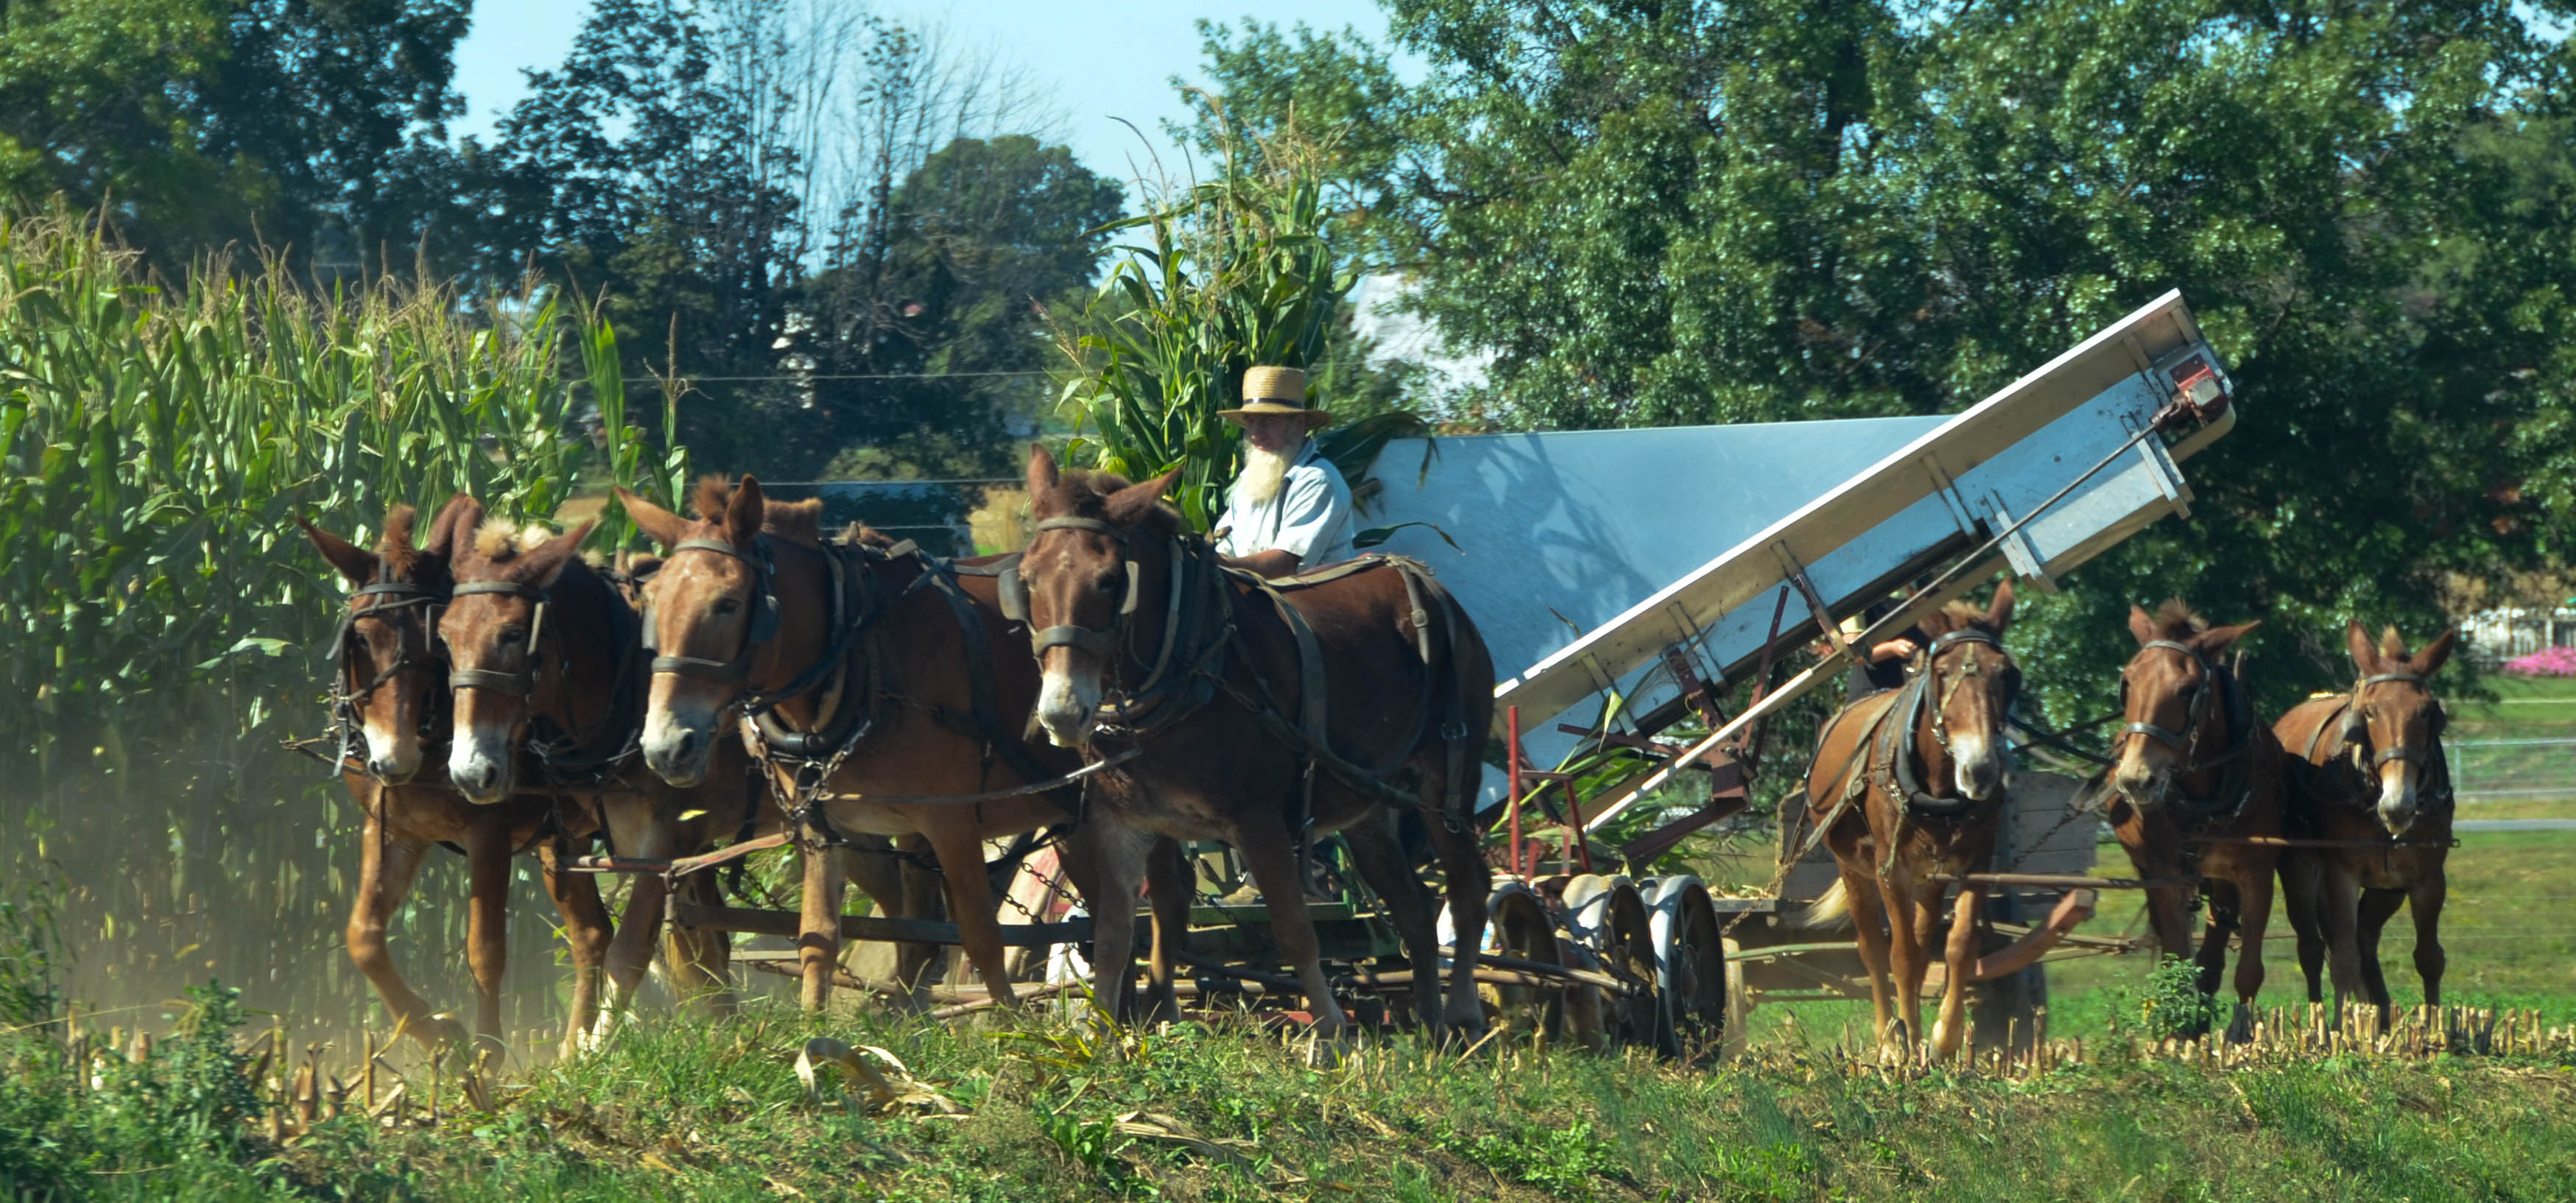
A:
501,627,528,644
714,598,742,616
1095,571,1124,596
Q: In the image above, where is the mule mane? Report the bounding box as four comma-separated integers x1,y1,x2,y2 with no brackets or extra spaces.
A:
1916,599,1996,638
2141,599,2209,642
470,518,552,562
2376,624,2410,663
689,473,827,546
376,504,421,580
1049,467,1182,539
838,523,898,550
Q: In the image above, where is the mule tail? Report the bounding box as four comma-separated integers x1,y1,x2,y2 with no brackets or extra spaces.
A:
1798,878,1851,929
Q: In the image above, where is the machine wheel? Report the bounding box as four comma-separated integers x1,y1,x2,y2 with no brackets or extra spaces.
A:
1482,882,1571,1042
1644,876,1728,1059
1563,875,1661,1051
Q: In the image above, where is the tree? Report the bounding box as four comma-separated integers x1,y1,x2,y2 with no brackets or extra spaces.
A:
800,134,1124,478
482,0,1094,479
0,0,468,276
1250,0,2576,717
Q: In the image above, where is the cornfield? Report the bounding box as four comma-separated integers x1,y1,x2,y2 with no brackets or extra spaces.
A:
0,202,685,1042
1053,119,1393,531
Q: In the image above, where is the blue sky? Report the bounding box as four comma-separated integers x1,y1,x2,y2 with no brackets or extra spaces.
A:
447,1,1412,194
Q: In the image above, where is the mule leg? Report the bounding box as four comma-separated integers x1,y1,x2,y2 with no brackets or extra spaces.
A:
1342,812,1445,1034
2407,874,2448,1006
1840,867,1898,1050
797,833,848,1013
2230,865,2274,1034
1873,873,1929,1051
666,869,736,1015
463,805,513,1050
921,819,1023,1012
1141,836,1191,1026
1071,820,1152,1025
2316,858,2364,1014
1431,817,1493,1036
2355,886,2405,1020
346,803,463,1053
537,839,614,1061
1233,816,1351,1047
1930,886,1983,1060
598,812,675,1033
2192,882,2236,1003
2278,852,2328,1003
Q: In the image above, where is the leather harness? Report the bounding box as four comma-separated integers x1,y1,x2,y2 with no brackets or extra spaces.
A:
2116,639,2256,825
1005,515,1482,858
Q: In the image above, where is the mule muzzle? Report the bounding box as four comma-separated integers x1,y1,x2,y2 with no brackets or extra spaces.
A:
641,709,715,788
448,737,513,806
1034,652,1102,749
1950,735,2008,802
364,727,421,786
2375,765,2420,837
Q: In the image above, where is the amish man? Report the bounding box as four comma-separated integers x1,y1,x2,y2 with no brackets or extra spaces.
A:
1214,366,1356,578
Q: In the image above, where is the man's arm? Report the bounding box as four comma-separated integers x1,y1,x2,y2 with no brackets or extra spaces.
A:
1264,465,1351,565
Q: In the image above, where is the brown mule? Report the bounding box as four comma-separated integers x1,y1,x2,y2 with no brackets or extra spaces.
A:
2105,600,2287,1031
437,497,784,1046
1016,448,1497,1043
1801,585,2019,1059
616,477,1087,1014
2274,622,2457,1022
300,499,616,1059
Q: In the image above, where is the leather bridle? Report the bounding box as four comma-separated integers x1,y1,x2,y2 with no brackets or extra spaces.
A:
1001,516,1140,661
2115,638,2254,819
644,536,782,688
446,579,551,697
327,579,448,780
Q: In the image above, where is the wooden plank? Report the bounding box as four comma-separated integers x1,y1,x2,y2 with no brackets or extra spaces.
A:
672,903,1090,947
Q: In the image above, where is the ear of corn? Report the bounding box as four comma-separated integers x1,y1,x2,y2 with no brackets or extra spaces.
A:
0,201,686,1035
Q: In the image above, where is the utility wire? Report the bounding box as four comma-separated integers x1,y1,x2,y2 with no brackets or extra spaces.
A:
621,370,1051,384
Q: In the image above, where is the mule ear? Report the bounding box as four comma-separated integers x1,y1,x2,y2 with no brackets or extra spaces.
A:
724,476,765,547
2192,620,2259,656
1026,442,1060,498
298,518,378,586
1984,579,2016,632
1105,468,1182,526
2127,604,2156,646
421,493,473,562
616,487,690,550
2346,619,2377,674
447,496,490,564
513,521,597,588
2412,628,2457,677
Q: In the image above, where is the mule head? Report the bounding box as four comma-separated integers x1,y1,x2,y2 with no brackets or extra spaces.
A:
1914,581,2021,802
2342,620,2456,836
298,497,468,784
1019,445,1180,748
616,476,814,786
437,499,594,805
2111,599,2257,812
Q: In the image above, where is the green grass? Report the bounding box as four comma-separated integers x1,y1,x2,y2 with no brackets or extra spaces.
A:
10,997,2576,1202
2452,674,2576,741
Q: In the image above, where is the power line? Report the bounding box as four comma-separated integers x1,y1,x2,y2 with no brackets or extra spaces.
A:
620,370,1051,384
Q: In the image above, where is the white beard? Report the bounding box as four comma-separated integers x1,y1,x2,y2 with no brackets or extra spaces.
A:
1236,444,1293,507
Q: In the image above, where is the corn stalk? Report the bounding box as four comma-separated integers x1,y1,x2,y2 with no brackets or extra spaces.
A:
0,201,684,1037
1054,121,1392,531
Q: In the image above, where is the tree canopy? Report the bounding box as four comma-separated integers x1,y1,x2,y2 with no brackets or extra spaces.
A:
1194,1,2576,715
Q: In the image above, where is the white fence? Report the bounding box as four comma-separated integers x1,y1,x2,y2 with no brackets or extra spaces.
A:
2460,607,2576,665
2449,737,2576,802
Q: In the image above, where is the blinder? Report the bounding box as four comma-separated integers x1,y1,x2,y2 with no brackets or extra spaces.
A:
647,535,782,683
2345,670,2439,771
446,579,551,696
1018,515,1142,660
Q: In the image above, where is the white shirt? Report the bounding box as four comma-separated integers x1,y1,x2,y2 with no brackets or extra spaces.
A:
1215,440,1357,571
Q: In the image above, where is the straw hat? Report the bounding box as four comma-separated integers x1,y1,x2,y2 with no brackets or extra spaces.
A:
1217,366,1330,429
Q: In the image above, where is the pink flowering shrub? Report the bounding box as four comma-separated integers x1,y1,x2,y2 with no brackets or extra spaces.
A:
2503,646,2576,676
